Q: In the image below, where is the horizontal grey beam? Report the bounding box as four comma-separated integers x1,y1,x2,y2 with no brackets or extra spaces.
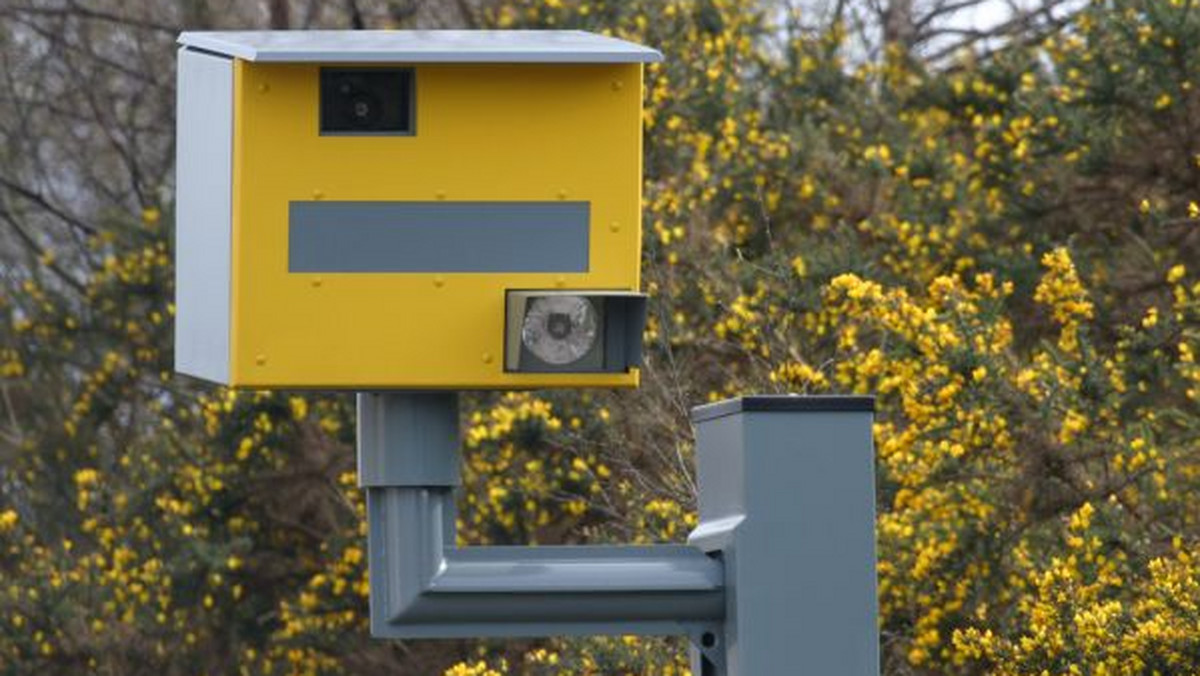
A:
367,486,725,638
430,545,722,593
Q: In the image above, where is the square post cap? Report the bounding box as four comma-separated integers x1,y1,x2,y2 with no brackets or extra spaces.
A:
690,394,876,423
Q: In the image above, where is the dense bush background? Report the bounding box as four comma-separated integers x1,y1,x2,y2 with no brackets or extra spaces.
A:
0,0,1197,674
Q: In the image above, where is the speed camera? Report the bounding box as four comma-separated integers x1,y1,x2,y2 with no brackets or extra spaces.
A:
173,30,661,389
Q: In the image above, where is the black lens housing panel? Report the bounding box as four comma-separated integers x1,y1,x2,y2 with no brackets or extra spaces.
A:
319,68,414,135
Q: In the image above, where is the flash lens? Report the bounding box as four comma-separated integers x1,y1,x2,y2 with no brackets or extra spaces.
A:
520,296,598,365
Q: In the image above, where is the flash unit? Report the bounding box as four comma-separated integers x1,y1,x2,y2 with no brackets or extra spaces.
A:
505,291,647,373
521,295,600,365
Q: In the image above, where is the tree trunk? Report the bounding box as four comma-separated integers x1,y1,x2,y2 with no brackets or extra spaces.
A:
883,0,917,49
268,0,290,29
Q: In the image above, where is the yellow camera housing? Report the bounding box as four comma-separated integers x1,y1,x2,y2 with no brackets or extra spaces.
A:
174,31,660,389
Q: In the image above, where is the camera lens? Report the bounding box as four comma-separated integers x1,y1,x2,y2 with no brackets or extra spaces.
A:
345,91,381,127
546,312,573,339
320,68,413,134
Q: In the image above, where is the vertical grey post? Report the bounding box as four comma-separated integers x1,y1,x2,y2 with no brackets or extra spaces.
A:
358,391,461,637
688,396,879,676
358,391,461,488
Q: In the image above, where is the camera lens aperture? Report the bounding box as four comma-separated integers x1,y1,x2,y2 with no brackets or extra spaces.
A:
320,68,412,134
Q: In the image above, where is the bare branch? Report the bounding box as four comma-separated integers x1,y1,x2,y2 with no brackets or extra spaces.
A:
913,0,993,33
0,207,89,295
923,0,1076,64
0,177,98,237
0,4,177,35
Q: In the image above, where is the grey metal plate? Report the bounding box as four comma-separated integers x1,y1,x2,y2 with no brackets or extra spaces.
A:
691,402,880,676
288,201,590,273
174,48,232,383
178,30,663,64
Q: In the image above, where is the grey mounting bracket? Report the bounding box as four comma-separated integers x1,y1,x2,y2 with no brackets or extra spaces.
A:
684,620,728,675
358,392,879,676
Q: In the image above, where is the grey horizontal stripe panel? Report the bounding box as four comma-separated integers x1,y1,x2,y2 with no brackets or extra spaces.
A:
289,201,590,273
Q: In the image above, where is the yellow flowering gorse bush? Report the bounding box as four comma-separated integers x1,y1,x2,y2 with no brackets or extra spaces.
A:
0,0,1198,674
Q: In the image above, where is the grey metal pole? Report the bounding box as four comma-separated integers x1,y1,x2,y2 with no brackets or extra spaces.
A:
358,392,879,675
688,396,880,676
358,392,725,640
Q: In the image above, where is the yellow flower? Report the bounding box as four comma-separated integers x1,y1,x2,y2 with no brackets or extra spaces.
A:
1059,410,1088,444
1034,249,1093,354
863,143,893,165
289,396,308,421
1142,307,1159,329
74,468,99,487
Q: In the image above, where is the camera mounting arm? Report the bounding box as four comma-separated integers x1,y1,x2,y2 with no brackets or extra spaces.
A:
358,391,880,676
358,393,725,640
